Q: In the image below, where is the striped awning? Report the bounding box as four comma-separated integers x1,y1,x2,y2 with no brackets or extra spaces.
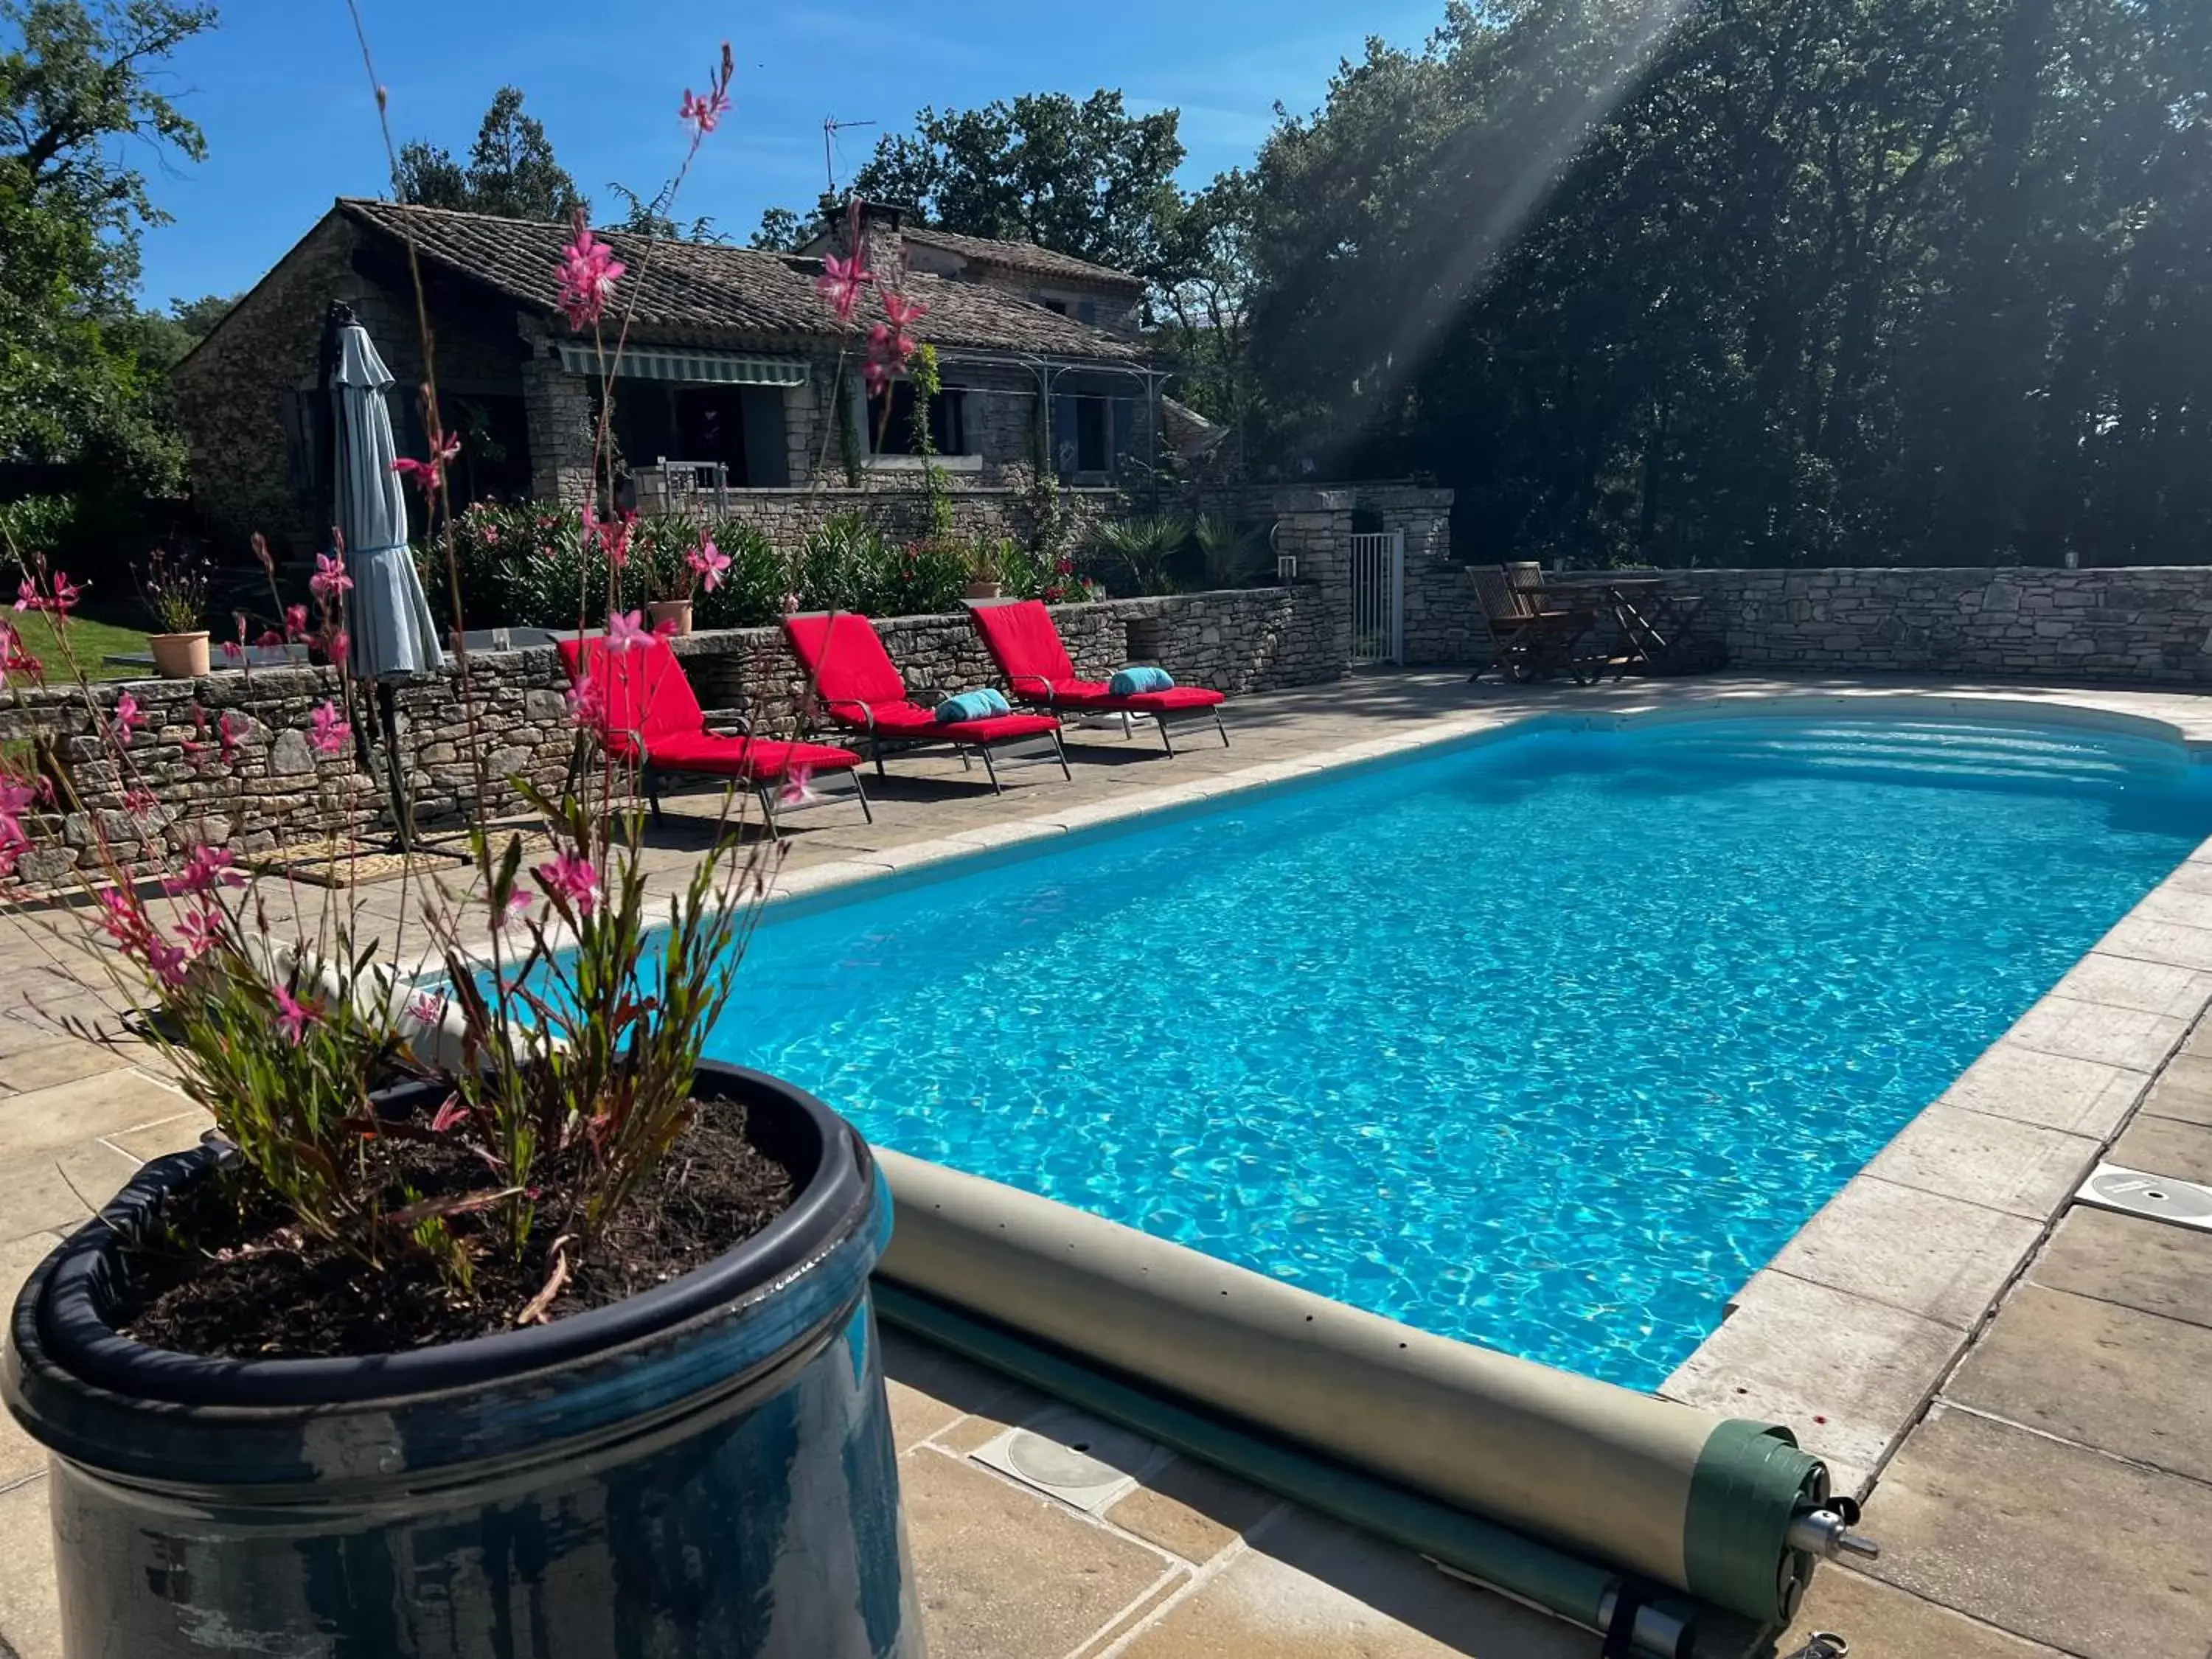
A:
554,343,810,386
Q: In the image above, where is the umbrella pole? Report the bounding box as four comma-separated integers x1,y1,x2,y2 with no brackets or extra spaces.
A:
376,680,414,852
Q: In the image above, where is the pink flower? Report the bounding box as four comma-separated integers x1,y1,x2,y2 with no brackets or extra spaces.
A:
254,629,284,649
566,670,606,731
392,433,461,497
686,538,731,591
815,250,872,324
430,1093,469,1133
161,845,243,896
308,700,350,757
219,713,240,762
556,211,626,330
178,905,220,959
145,939,189,989
481,524,501,546
779,590,801,616
534,850,601,915
309,552,352,602
500,889,533,925
113,693,145,745
251,532,274,577
866,321,917,394
327,629,350,661
407,990,448,1026
123,787,157,817
680,86,731,136
883,292,928,330
779,765,819,807
604,610,651,653
284,604,309,641
272,984,315,1045
584,505,636,569
220,640,243,664
96,888,142,945
13,578,36,614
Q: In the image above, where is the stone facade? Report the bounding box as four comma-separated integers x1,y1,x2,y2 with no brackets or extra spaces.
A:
5,588,1340,880
681,479,1118,549
1401,561,2212,684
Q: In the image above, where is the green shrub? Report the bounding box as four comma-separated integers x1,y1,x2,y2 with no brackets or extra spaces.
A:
1089,513,1192,596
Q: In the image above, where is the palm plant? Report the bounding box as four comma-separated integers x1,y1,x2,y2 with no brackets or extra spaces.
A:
1090,512,1192,596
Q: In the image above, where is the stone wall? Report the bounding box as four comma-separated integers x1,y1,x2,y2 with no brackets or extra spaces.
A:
1676,567,2212,682
1400,560,2212,683
689,478,1119,551
7,587,1340,880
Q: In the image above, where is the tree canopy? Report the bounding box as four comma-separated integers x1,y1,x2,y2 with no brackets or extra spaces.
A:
1233,0,2212,568
397,86,584,222
0,0,214,504
846,89,1186,282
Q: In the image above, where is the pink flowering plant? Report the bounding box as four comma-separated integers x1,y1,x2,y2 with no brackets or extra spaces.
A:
0,33,848,1314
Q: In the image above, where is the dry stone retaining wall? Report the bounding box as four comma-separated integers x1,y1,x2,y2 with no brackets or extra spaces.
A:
1402,562,2212,684
6,588,1338,878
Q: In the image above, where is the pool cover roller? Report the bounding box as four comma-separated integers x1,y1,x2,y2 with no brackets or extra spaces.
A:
872,1148,1859,1642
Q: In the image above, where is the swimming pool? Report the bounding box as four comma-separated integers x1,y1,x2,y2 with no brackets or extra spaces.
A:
700,715,2212,1388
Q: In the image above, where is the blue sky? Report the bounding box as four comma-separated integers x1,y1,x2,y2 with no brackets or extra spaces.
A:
136,0,1442,308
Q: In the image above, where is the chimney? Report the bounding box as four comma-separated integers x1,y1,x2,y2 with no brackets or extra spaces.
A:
823,196,907,281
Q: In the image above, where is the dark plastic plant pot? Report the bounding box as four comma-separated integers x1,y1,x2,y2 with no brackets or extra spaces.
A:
1,1062,922,1659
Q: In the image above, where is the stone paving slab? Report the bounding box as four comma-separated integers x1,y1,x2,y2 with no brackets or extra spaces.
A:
2028,1205,2212,1332
2107,1110,2212,1183
1660,1270,1959,1494
0,1481,58,1659
2136,1051,2212,1124
1860,1402,2212,1658
1935,1043,2149,1138
0,1071,189,1161
896,1446,1179,1659
0,1141,136,1243
2045,950,2212,1020
1765,1175,2042,1331
2002,994,2189,1072
1775,1565,2067,1658
1946,1282,2212,1486
1863,1102,2103,1220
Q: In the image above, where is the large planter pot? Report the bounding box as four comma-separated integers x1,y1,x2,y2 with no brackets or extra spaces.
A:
648,598,695,636
962,580,1002,601
2,1063,922,1659
147,630,209,678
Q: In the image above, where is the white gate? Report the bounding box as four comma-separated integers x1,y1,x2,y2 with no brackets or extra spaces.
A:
1347,530,1405,666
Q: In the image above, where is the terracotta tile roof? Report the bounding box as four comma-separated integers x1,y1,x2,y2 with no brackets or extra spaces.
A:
335,198,1146,362
898,226,1147,292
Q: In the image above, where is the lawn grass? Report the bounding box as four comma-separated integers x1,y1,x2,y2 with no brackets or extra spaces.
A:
8,611,151,682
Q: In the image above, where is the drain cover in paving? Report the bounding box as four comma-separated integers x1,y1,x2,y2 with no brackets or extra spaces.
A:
968,1407,1155,1514
2075,1162,2212,1233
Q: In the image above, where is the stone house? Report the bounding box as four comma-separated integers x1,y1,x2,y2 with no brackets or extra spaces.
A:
172,198,1167,554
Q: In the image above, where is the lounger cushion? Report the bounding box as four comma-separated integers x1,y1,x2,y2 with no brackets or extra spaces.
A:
1019,679,1225,714
833,698,1058,742
643,733,862,782
1107,665,1175,695
783,612,909,706
970,599,1079,686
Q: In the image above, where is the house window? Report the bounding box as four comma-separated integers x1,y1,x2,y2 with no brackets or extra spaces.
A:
1076,299,1097,326
1073,396,1108,473
866,380,967,456
1042,298,1068,315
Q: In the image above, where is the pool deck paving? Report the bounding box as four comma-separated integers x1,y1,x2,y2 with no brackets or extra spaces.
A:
4,669,2212,1657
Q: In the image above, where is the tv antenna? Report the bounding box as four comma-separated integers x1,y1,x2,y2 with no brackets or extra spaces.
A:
823,116,877,195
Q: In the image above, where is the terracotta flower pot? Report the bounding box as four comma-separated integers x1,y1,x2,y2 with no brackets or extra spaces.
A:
963,580,1003,601
647,598,695,636
147,631,210,679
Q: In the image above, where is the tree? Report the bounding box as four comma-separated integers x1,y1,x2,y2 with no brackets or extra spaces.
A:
606,180,723,243
0,0,214,507
1152,170,1257,437
1231,0,2212,568
749,205,805,251
396,86,583,221
849,89,1186,281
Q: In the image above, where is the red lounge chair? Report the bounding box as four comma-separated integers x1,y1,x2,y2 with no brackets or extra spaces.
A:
557,634,870,836
968,599,1229,755
782,611,1071,791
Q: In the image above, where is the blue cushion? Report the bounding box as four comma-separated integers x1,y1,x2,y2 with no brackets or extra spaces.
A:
934,688,1012,723
1108,665,1175,696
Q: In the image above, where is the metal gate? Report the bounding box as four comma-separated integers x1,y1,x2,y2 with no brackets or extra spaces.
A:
1347,530,1405,666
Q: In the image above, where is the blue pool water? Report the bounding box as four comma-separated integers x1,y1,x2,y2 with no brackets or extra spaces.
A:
699,717,2212,1388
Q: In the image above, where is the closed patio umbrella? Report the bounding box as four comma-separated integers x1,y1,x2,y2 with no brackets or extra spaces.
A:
327,302,445,848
